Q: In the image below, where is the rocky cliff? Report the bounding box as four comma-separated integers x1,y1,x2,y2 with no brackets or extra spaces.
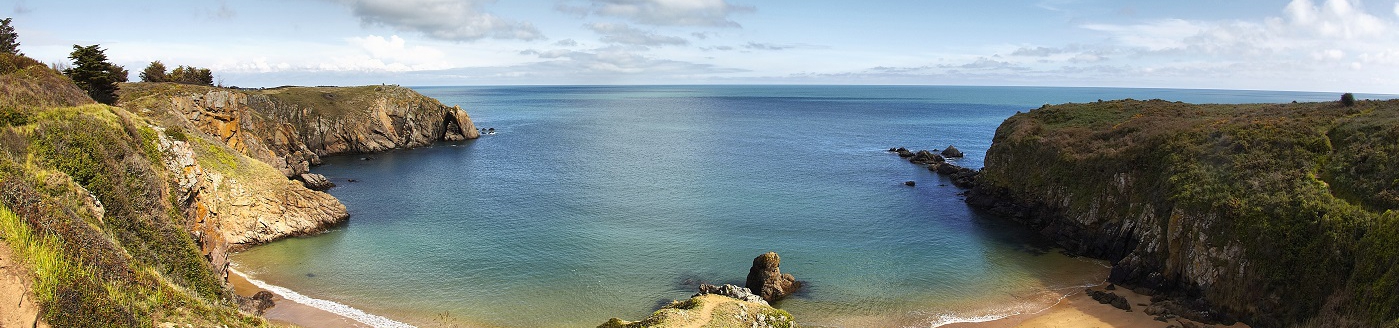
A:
118,83,479,178
967,99,1399,328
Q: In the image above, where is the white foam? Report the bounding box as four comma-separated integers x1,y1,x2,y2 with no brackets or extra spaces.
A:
230,268,416,328
924,279,1108,328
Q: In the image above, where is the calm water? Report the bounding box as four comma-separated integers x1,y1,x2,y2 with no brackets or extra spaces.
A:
232,86,1361,327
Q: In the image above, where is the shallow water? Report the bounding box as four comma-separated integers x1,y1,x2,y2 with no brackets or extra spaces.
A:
232,85,1357,327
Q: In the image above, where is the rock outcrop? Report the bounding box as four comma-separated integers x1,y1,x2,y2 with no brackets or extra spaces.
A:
696,284,768,305
120,84,480,178
158,127,348,282
940,145,964,157
746,252,801,302
965,99,1399,327
890,147,981,188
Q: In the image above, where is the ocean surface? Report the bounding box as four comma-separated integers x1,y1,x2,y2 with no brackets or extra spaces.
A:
231,85,1365,327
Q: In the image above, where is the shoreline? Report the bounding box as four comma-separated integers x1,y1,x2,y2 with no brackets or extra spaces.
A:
942,283,1254,328
227,268,409,328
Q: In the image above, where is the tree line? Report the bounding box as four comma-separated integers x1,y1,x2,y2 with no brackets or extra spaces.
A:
2,18,216,105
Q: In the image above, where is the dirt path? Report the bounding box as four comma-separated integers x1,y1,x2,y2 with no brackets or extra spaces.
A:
676,295,722,328
0,242,45,328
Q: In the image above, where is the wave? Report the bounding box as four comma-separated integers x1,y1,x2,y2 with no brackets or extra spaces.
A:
229,268,416,328
923,279,1106,328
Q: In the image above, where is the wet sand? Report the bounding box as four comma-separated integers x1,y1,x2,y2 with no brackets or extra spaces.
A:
228,269,371,328
944,284,1252,328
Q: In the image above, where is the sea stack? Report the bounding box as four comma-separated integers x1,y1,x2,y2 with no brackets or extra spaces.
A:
745,252,801,302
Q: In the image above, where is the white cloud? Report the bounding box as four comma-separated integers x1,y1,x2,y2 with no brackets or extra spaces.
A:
558,0,753,27
586,23,689,46
334,0,544,41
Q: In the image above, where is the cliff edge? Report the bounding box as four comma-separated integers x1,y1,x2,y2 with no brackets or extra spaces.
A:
967,99,1399,327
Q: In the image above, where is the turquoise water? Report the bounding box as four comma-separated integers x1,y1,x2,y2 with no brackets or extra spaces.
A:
232,86,1363,327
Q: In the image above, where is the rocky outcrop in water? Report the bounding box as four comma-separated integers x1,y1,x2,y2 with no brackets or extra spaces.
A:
889,147,980,188
746,252,801,302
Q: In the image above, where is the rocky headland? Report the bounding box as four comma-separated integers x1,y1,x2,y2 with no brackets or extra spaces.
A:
962,99,1399,327
0,51,481,327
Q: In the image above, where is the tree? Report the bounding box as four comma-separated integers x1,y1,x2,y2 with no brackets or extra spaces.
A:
1341,93,1356,107
0,18,19,55
140,61,167,82
169,65,213,86
63,44,121,104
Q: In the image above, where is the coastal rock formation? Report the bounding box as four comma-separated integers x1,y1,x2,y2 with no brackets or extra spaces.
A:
298,173,335,191
158,129,348,282
696,283,768,305
598,294,796,328
890,147,981,188
746,252,801,302
236,291,276,315
119,84,480,178
940,145,964,157
965,99,1399,327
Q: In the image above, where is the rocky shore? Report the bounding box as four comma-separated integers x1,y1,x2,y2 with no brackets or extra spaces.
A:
600,252,802,327
958,99,1399,327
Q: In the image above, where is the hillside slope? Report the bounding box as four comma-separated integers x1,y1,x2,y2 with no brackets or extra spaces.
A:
967,99,1399,327
0,53,482,326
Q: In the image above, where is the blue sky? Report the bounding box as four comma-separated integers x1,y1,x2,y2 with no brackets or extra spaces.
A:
4,0,1398,93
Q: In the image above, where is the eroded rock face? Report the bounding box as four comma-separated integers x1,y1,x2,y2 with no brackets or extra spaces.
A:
745,252,800,302
137,85,480,178
158,129,348,281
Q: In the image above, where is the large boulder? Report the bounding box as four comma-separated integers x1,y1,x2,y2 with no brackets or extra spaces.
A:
940,145,964,158
745,252,800,302
909,150,945,164
298,173,335,191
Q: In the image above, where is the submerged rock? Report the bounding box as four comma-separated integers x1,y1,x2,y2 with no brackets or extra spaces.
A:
746,252,801,302
904,181,916,186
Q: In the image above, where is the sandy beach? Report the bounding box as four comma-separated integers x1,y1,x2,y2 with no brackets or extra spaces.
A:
228,269,372,328
944,284,1252,328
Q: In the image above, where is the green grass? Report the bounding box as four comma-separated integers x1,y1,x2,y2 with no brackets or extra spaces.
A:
980,98,1399,326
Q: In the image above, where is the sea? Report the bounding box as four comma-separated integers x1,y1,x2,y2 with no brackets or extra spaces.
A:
230,85,1374,328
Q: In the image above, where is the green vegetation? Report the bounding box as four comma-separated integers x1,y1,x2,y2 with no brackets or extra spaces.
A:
1343,93,1357,107
0,53,266,326
140,61,167,82
599,294,797,328
168,65,214,86
0,17,18,55
62,44,126,104
981,98,1399,326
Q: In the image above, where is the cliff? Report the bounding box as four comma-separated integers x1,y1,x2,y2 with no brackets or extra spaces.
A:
117,83,479,178
0,52,481,326
967,99,1399,327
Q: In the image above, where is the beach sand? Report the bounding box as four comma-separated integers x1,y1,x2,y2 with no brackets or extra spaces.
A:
228,270,371,328
944,284,1252,328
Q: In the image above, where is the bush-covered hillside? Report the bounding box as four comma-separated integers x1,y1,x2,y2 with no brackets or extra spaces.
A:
973,99,1399,327
0,54,265,326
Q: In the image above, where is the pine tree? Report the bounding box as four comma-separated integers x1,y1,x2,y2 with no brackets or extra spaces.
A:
140,61,167,82
0,18,19,55
63,45,120,104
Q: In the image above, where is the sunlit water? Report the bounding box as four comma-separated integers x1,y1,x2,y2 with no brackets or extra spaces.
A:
232,86,1361,327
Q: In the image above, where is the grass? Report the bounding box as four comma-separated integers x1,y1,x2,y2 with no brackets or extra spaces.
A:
979,98,1399,326
0,102,269,326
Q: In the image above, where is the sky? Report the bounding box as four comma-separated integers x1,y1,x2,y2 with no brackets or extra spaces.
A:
3,0,1398,93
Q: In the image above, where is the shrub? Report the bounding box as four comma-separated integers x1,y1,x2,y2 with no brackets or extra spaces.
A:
1342,93,1357,107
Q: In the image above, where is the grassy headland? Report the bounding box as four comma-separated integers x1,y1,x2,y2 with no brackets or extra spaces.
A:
971,98,1399,327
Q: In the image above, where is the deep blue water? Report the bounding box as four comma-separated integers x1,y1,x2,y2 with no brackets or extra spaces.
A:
232,85,1366,327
